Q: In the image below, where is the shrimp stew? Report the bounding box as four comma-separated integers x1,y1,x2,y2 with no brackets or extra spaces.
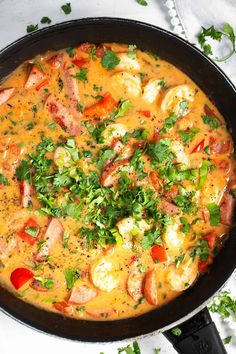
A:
0,43,235,320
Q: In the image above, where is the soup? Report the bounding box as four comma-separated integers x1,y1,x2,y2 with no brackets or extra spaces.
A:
0,42,234,320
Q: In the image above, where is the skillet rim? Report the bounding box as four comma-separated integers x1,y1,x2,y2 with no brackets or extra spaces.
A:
0,16,235,342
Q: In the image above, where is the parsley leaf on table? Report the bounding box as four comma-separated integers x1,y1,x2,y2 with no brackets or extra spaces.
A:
136,0,148,6
26,24,38,33
198,23,236,62
61,2,72,15
209,290,236,319
41,16,51,24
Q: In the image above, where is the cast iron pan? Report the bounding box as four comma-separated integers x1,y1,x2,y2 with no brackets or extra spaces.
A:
0,17,235,354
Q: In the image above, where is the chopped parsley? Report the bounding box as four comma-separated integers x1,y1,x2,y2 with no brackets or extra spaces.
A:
141,224,162,250
64,267,81,290
171,327,182,336
127,44,137,59
72,68,88,82
110,99,132,119
202,113,221,130
118,341,141,354
206,203,220,226
223,336,232,345
178,128,199,145
209,290,236,319
0,173,10,186
41,16,52,24
26,24,38,33
101,50,120,70
198,23,235,62
25,226,39,237
160,113,178,134
136,0,148,5
190,239,209,261
34,276,54,289
61,2,72,14
147,138,174,163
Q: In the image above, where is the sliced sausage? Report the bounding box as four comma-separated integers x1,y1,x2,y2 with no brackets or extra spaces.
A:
35,218,64,262
0,87,15,105
127,271,144,302
100,159,129,187
19,180,31,208
25,65,46,90
143,269,158,305
67,285,97,304
161,198,180,215
209,137,232,154
45,94,80,136
62,60,80,116
220,192,234,225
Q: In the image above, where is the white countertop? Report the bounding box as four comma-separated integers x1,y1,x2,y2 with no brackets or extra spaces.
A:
0,1,235,353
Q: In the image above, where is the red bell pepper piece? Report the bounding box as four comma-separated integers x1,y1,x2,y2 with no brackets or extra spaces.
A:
151,244,167,263
72,58,88,68
10,268,34,290
83,92,118,120
18,217,40,245
191,139,205,153
204,232,217,249
137,110,151,118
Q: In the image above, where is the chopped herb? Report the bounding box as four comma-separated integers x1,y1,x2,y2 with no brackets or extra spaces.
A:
63,232,70,248
34,276,54,289
139,72,147,82
0,174,10,186
118,341,141,354
25,226,38,237
160,113,178,134
174,253,185,267
145,51,159,60
110,99,132,119
147,138,174,163
101,50,120,70
198,160,212,190
190,239,209,261
154,349,161,354
26,122,35,130
61,2,71,14
202,113,221,130
179,100,189,116
136,0,148,5
93,84,102,92
198,23,236,61
223,336,232,345
76,305,86,312
206,203,220,226
158,79,166,88
58,77,64,91
41,16,51,24
73,68,88,82
77,103,83,112
141,224,162,250
64,267,80,290
209,290,236,319
66,46,76,58
48,122,57,130
171,327,182,336
133,296,144,309
26,24,38,33
132,128,149,140
178,128,199,145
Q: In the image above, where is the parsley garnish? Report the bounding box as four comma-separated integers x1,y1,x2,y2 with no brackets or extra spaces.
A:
171,327,182,336
72,68,88,82
61,2,72,14
118,341,141,354
25,226,38,237
198,23,236,62
34,276,54,289
160,113,178,134
223,336,232,345
178,128,199,145
147,138,174,163
190,239,209,261
127,44,137,59
209,290,236,319
110,99,132,119
101,50,120,70
141,224,162,250
26,24,38,33
0,173,10,186
64,267,80,290
202,113,221,129
206,203,220,226
41,16,51,24
136,0,148,5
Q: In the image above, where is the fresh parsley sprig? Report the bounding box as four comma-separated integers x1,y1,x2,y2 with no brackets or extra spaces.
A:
198,23,236,62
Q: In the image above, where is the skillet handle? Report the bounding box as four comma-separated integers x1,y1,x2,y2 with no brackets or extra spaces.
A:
163,307,227,354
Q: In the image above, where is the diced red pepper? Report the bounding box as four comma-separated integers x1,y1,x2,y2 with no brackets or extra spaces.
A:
10,267,34,290
83,92,118,120
137,110,151,118
9,143,21,155
151,244,167,263
191,139,205,153
204,232,217,249
72,58,88,68
198,256,213,273
149,171,161,191
18,217,40,245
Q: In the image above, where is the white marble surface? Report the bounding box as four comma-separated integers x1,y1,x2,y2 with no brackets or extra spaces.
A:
0,1,235,353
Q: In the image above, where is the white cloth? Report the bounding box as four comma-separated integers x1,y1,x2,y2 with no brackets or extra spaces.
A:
165,0,236,85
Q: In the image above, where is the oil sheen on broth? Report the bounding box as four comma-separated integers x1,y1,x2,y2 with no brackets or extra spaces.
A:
0,43,235,320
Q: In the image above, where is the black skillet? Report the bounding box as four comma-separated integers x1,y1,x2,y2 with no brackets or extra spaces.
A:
0,17,235,354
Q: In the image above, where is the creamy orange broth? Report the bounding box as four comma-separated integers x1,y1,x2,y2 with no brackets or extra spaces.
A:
0,43,235,320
